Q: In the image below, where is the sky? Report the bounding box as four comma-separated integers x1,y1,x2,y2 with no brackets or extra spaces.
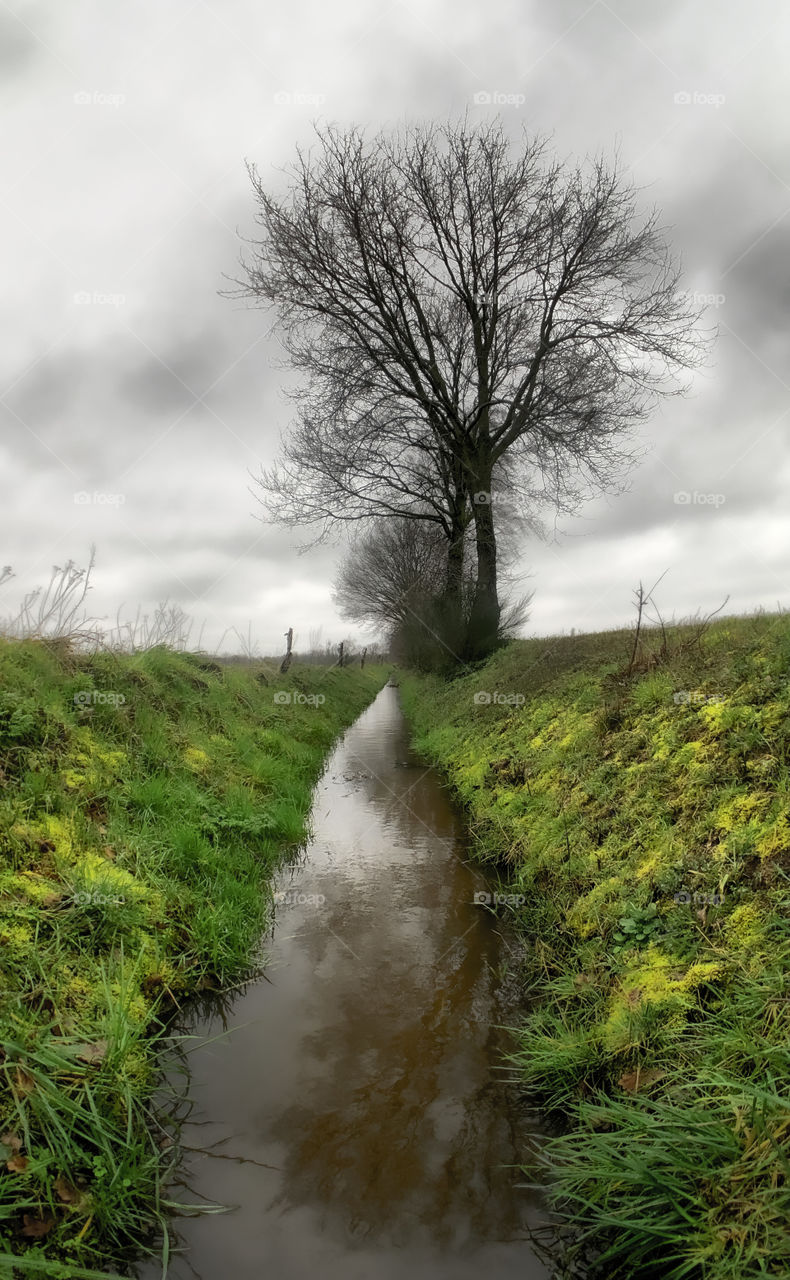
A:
1,0,789,654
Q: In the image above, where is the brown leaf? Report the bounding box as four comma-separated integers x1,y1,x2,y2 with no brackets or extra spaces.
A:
42,892,63,908
13,1064,35,1096
102,845,116,861
625,987,643,1007
1,1131,22,1153
7,1154,28,1173
53,1175,82,1204
21,1212,56,1238
76,1040,107,1065
618,1067,666,1094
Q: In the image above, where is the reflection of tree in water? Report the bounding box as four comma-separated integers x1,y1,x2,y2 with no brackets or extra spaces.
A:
263,766,527,1246
139,688,548,1276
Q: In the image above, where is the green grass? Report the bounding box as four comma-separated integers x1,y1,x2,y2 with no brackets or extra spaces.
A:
401,611,790,1279
0,640,388,1273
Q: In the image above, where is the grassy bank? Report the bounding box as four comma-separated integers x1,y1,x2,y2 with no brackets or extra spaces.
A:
0,640,388,1275
401,613,790,1280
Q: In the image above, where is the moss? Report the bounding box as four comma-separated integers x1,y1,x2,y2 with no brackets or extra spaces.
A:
183,746,210,772
402,611,790,1278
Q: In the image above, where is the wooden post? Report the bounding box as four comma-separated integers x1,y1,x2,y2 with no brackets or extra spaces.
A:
280,627,293,674
360,646,367,668
338,641,344,668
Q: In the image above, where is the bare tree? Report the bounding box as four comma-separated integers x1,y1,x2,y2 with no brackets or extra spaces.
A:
235,118,705,658
334,518,449,627
334,516,532,668
259,400,476,632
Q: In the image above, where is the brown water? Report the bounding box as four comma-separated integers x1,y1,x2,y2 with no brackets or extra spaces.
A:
142,684,552,1280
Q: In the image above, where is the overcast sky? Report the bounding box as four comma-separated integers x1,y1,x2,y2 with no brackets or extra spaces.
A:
2,0,788,654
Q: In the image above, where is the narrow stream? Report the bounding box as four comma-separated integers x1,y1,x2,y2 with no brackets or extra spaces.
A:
143,684,552,1280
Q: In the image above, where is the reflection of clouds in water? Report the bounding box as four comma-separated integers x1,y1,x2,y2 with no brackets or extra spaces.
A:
138,687,549,1279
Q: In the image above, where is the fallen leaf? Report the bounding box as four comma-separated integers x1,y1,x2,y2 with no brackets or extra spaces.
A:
7,1154,28,1173
102,845,116,861
625,987,643,1007
13,1065,35,1096
1,1131,22,1153
42,892,63,908
618,1067,666,1094
53,1175,83,1205
77,1212,94,1241
76,1040,107,1065
21,1213,56,1238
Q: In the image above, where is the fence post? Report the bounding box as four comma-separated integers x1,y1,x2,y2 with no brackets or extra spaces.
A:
360,646,367,668
338,641,344,668
280,627,293,675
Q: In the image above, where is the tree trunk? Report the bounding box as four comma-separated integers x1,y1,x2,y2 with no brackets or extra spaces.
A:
444,527,466,603
431,501,470,664
468,491,501,659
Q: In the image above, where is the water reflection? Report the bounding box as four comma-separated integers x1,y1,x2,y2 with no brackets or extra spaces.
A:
140,685,550,1280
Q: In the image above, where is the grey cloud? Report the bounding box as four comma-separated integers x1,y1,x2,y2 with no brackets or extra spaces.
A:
0,10,44,76
2,0,789,647
121,358,199,416
724,226,790,348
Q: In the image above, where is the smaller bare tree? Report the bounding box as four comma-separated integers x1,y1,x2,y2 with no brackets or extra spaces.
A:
335,517,531,669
